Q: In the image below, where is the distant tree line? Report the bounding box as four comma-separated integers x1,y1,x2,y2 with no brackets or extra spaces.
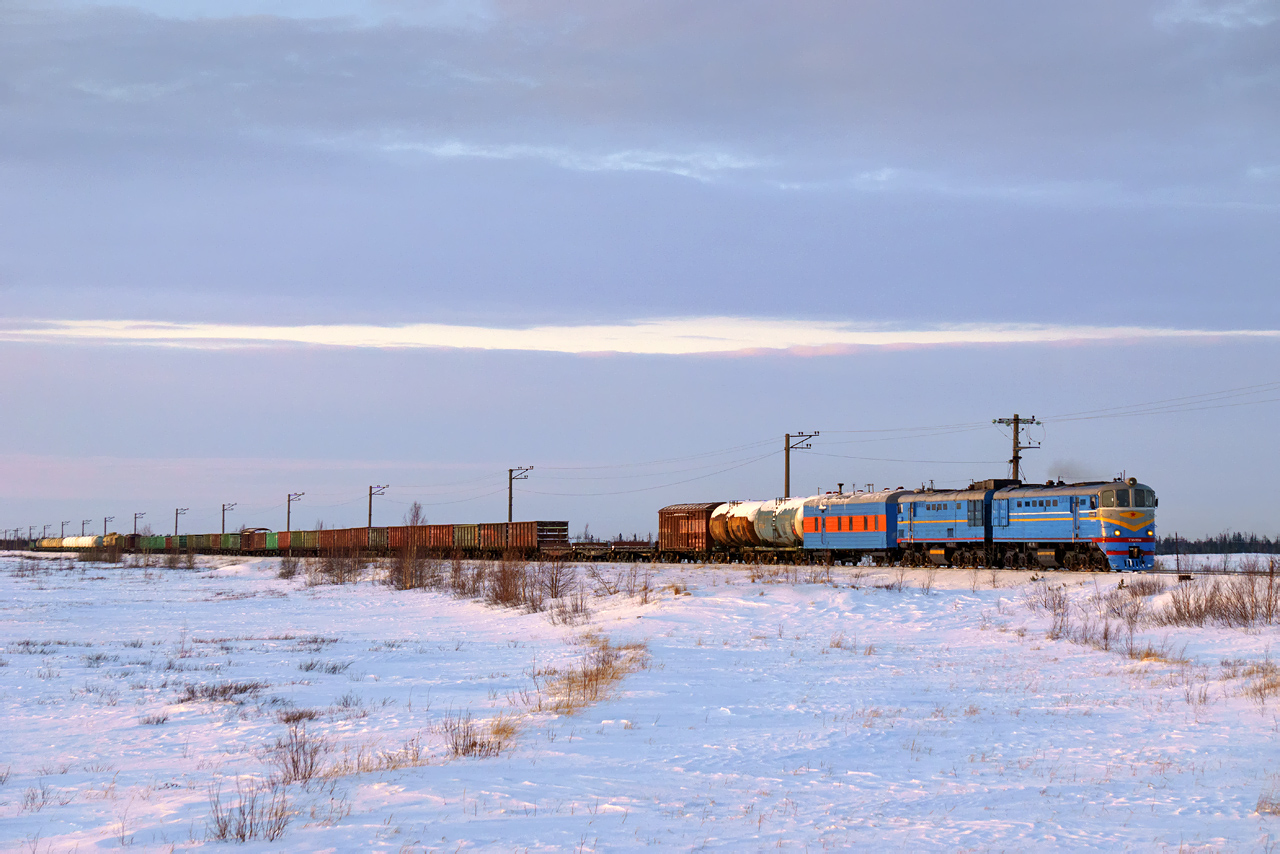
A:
1157,532,1280,555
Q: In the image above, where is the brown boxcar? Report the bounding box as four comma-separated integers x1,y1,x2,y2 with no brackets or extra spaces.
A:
278,531,291,550
478,521,570,551
323,527,377,552
659,503,723,552
387,525,454,551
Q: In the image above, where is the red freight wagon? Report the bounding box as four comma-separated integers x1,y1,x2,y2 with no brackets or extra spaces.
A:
658,503,724,553
387,525,455,551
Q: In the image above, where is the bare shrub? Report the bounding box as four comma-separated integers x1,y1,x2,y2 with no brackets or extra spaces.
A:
1125,576,1166,598
177,680,269,703
586,565,621,597
440,709,505,758
269,723,329,785
312,550,364,586
298,659,350,675
488,558,527,608
920,567,937,595
277,708,320,724
887,566,907,592
139,713,169,725
548,585,592,626
805,564,832,585
277,556,299,579
1154,574,1280,629
540,560,577,599
206,779,290,842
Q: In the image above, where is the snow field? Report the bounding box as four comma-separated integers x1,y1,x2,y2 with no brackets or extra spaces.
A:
2,554,1280,851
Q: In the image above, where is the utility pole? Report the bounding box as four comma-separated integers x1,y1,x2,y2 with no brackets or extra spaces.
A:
221,503,237,536
43,524,50,538
993,413,1041,482
367,486,387,528
784,432,819,498
174,508,186,536
286,493,304,556
82,519,93,536
103,516,114,536
134,512,145,535
508,468,532,524
507,467,532,548
61,520,70,537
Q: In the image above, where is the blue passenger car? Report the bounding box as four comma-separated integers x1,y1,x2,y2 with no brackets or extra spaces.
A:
801,489,903,555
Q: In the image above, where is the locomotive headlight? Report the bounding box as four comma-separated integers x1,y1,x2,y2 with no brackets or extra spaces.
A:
1114,529,1121,536
1146,530,1153,536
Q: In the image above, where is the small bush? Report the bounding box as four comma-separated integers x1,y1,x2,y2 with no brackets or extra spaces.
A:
278,708,321,724
277,556,299,579
440,709,506,758
176,680,269,703
206,779,290,842
269,723,329,785
140,713,169,725
298,659,350,674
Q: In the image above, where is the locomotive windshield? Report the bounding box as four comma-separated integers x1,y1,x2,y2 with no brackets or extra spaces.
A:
1100,488,1157,508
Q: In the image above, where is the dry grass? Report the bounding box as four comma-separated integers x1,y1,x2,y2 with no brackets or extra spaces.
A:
176,680,269,703
535,635,649,717
325,732,428,775
1153,573,1280,628
277,708,321,724
1259,793,1280,815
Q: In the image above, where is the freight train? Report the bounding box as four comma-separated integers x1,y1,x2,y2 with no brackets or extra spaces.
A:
3,477,1156,571
659,477,1156,571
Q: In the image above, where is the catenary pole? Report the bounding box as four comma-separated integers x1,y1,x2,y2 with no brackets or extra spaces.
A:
993,414,1041,482
367,485,387,528
784,432,819,498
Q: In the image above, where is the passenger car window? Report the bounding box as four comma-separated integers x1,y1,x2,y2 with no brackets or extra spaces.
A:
1101,491,1115,507
1116,489,1130,507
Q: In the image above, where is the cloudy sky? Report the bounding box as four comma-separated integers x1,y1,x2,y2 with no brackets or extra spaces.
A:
2,0,1277,538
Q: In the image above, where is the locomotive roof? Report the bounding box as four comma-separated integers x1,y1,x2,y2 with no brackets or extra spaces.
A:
898,489,990,502
993,480,1151,498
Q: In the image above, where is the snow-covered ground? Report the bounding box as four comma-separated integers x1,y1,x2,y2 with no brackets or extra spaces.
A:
3,553,1280,852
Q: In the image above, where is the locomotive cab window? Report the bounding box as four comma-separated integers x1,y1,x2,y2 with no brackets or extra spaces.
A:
1101,491,1115,507
1116,489,1131,508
